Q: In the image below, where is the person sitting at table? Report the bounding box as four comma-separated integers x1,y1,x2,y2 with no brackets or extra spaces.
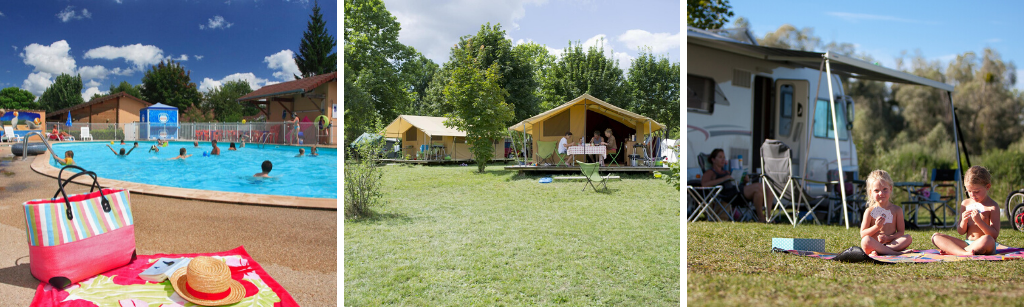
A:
599,128,617,166
558,131,575,166
702,148,773,223
588,130,604,163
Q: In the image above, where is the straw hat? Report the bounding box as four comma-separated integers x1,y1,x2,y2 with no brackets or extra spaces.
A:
169,256,246,306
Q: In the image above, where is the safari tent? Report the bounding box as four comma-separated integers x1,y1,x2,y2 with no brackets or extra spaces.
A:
509,94,667,164
381,115,502,161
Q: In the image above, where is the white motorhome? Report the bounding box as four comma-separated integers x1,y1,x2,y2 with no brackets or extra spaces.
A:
687,27,858,195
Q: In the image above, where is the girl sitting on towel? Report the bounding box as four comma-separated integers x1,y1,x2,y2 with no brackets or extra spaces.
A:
860,170,913,256
931,166,1001,255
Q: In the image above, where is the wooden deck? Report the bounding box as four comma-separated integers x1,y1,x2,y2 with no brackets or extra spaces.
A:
379,158,513,165
504,164,669,173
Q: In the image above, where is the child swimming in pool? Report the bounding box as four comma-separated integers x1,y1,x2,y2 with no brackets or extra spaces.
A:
253,160,272,178
107,143,138,157
296,148,305,157
169,147,192,160
310,144,318,157
860,170,913,256
51,150,74,165
149,144,160,153
193,141,199,147
932,166,1001,255
210,139,221,155
229,142,237,151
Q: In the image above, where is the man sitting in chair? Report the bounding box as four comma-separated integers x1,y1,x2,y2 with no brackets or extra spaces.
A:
558,131,576,166
702,148,773,222
599,128,617,166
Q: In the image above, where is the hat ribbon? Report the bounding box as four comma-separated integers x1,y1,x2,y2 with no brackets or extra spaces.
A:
186,282,232,300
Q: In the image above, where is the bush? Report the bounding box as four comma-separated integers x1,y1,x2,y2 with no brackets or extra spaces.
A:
345,142,384,219
90,128,125,140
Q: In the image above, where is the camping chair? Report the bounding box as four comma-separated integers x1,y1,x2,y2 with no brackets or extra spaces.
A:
696,152,755,222
537,141,557,165
3,126,23,143
907,169,960,228
577,161,607,191
760,139,830,226
80,127,93,141
555,148,570,166
606,142,623,167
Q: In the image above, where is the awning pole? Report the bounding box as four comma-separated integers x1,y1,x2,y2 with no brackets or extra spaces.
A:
949,91,963,227
825,53,850,229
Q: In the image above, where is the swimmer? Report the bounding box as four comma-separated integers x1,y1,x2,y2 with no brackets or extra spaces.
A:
253,160,272,178
310,144,318,157
120,140,126,145
193,141,200,148
229,142,237,151
51,150,74,166
240,140,245,148
149,145,160,153
107,143,138,157
210,139,221,155
296,148,305,157
169,147,192,160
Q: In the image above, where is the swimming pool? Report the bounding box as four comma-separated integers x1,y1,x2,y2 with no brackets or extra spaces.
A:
49,141,337,199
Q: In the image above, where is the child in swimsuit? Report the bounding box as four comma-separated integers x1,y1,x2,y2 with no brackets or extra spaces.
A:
859,170,913,256
52,150,74,166
932,166,1001,255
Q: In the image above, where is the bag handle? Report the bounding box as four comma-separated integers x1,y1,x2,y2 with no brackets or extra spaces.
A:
53,165,111,220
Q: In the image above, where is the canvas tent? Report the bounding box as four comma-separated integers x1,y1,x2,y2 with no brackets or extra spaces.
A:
381,115,502,160
509,94,667,164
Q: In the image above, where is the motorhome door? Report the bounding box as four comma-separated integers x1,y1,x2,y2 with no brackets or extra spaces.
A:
752,75,773,169
774,79,809,173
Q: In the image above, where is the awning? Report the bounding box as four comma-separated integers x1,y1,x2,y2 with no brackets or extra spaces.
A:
508,94,666,134
380,115,466,138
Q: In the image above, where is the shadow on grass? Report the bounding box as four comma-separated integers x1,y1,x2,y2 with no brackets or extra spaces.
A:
345,211,413,224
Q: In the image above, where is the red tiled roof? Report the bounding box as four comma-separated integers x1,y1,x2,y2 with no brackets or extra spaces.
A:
237,72,337,102
50,92,152,115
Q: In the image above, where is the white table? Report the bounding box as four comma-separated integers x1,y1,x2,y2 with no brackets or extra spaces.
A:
566,145,606,165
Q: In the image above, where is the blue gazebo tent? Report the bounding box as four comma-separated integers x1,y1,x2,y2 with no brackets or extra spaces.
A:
140,103,179,140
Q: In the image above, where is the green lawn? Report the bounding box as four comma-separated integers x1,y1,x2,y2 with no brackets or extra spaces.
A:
688,220,1024,306
345,164,680,306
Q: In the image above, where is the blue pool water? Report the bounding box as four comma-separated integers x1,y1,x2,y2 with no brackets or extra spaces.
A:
49,141,337,199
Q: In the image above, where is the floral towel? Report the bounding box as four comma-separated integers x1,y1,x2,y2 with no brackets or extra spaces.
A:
31,246,298,307
777,243,1024,264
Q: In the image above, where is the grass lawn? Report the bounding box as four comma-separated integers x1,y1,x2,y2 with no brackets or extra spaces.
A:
688,220,1024,306
345,163,680,306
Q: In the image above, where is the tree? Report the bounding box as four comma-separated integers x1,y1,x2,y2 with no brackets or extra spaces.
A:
204,80,253,122
442,42,514,173
539,40,630,109
687,0,734,30
513,41,555,115
108,81,144,98
0,87,38,110
403,53,439,116
344,65,378,145
295,0,337,79
626,49,680,138
758,24,821,51
38,73,84,112
140,60,202,111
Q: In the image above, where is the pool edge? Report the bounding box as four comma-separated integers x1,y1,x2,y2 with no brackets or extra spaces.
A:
31,147,337,210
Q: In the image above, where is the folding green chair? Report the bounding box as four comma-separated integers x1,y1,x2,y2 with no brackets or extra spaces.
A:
578,161,607,191
537,141,557,165
606,142,623,166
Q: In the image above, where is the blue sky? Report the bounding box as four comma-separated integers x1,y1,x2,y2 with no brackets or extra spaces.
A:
729,0,1024,90
0,0,337,101
381,0,680,71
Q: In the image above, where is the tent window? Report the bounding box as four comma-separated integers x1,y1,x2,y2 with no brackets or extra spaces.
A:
687,74,716,113
405,129,417,141
431,135,443,142
543,111,570,137
813,99,848,140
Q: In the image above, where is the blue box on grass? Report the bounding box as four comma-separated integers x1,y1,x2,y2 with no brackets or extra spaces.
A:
772,238,826,252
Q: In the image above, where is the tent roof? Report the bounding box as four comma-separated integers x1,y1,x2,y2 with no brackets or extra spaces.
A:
509,94,667,134
687,27,954,92
381,115,466,137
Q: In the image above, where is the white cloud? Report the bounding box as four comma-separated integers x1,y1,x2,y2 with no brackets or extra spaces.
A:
200,15,233,30
264,50,300,81
115,0,123,3
82,87,106,101
579,34,633,71
84,80,102,88
195,55,204,60
199,73,269,92
170,54,189,61
22,72,53,96
0,11,5,17
84,44,165,72
11,45,16,51
21,40,77,75
77,65,110,81
57,6,92,22
616,30,680,54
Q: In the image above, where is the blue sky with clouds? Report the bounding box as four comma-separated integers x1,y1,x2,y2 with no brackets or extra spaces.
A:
0,0,336,101
729,0,1024,90
381,0,680,71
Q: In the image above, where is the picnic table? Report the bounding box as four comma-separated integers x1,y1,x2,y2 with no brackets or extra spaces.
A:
894,181,952,227
566,145,606,163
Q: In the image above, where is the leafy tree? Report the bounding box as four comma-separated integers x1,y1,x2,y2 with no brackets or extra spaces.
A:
140,60,202,111
403,53,439,116
38,73,84,112
626,49,680,138
108,81,144,98
539,40,630,109
182,103,215,123
295,0,337,79
204,80,253,122
512,41,555,114
0,87,38,110
687,0,734,30
442,41,514,173
758,24,821,51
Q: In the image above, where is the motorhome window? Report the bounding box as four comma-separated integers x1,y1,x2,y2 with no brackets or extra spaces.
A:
687,74,715,113
813,99,849,140
778,85,793,136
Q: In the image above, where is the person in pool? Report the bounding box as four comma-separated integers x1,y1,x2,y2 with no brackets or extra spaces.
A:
51,150,74,166
296,148,305,157
310,144,318,157
120,140,126,145
240,140,245,148
149,144,160,153
107,143,138,157
210,139,221,155
169,147,192,160
193,141,200,148
229,142,237,151
254,160,272,178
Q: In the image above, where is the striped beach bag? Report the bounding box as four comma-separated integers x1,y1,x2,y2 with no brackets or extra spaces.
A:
23,165,136,289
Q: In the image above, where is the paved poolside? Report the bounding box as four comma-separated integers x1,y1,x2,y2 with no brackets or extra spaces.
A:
0,145,338,306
